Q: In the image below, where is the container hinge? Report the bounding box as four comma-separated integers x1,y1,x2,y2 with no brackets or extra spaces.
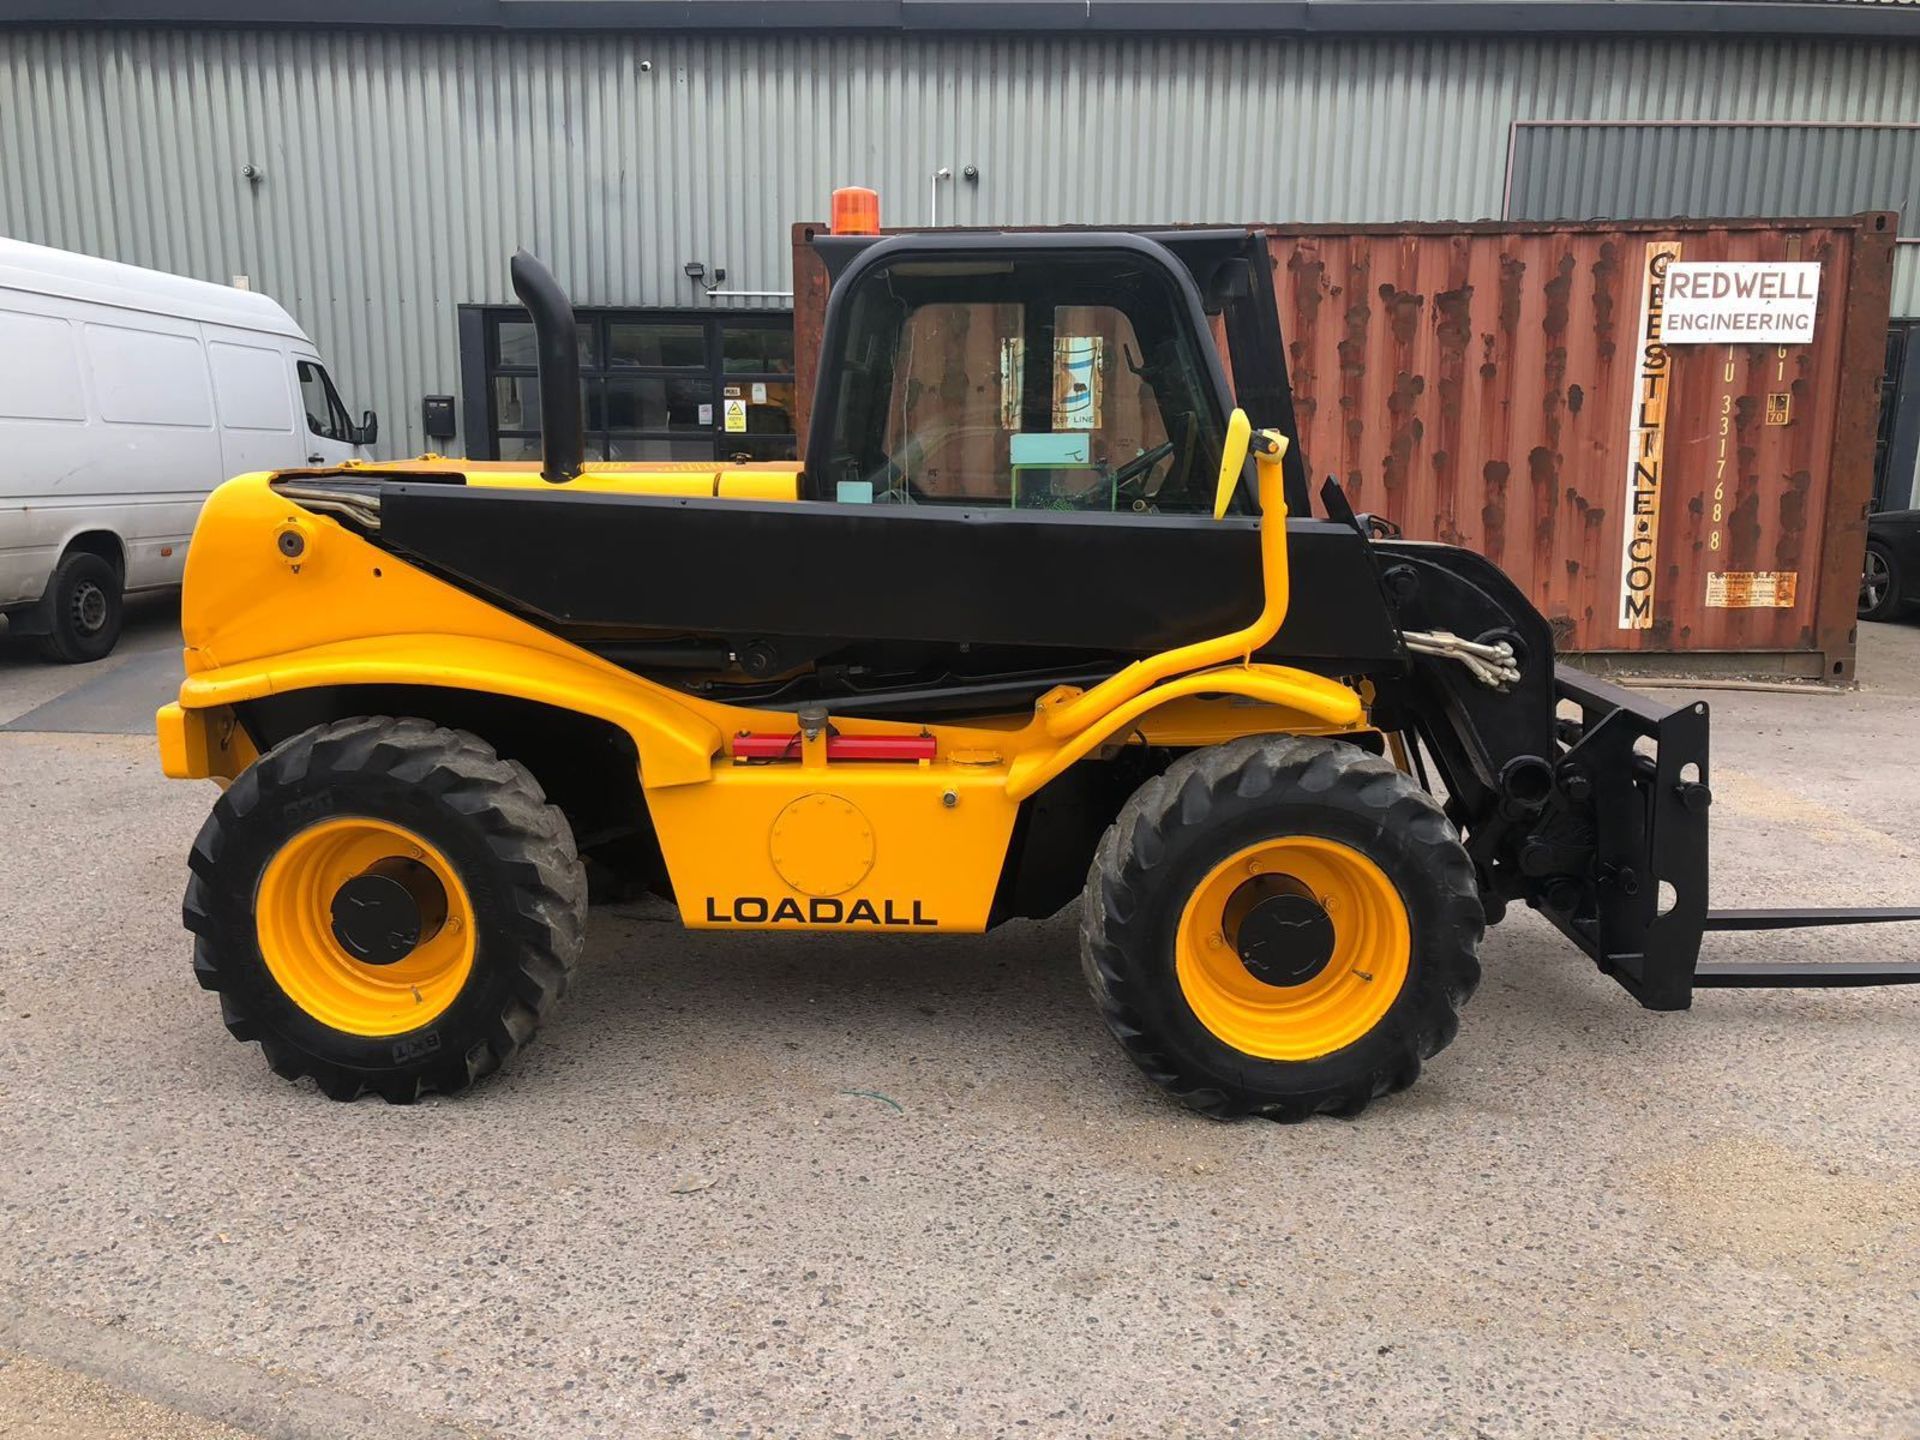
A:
1401,629,1520,690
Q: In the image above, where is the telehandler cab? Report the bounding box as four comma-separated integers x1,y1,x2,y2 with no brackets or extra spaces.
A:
158,191,1920,1118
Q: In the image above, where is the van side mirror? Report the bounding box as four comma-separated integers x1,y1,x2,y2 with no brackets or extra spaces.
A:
353,410,379,447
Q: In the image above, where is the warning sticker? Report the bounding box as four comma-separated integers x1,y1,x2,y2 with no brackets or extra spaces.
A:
1706,571,1798,608
1765,392,1791,426
723,398,747,434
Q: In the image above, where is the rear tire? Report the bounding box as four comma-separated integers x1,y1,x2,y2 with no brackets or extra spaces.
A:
1079,735,1482,1120
34,550,122,663
183,717,588,1102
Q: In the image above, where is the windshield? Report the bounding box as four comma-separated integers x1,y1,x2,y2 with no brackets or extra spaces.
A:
819,252,1226,514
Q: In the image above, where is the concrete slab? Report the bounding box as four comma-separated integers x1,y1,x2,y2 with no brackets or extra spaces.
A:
0,620,1914,1439
0,595,182,731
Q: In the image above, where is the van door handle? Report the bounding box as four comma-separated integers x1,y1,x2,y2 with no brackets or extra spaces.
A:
307,453,325,464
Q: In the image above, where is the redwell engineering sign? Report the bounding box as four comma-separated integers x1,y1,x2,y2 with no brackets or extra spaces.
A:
1663,261,1822,344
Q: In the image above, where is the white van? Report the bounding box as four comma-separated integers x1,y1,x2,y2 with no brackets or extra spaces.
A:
0,237,376,662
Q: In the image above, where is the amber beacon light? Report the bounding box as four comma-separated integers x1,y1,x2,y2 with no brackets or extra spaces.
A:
830,186,881,236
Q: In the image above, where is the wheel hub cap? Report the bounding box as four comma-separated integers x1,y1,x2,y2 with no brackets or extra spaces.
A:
328,857,447,966
1226,876,1336,986
73,582,108,633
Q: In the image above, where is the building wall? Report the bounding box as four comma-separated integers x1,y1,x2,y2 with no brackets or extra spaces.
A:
3,26,1918,458
1508,120,1919,247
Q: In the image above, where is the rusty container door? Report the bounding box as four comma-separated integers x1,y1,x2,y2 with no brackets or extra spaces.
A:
1273,216,1895,678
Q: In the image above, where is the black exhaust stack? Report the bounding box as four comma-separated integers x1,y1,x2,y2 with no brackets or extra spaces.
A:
508,249,583,484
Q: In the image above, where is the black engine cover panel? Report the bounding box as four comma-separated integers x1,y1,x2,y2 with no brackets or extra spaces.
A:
375,484,1405,665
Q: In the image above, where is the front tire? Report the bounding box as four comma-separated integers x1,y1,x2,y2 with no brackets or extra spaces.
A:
1080,735,1483,1121
34,550,122,663
183,717,587,1102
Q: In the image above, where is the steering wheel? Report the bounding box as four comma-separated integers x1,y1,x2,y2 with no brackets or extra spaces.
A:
864,448,936,504
865,429,982,505
1109,439,1178,500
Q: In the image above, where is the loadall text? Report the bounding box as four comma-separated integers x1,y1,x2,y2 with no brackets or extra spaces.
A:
704,896,939,926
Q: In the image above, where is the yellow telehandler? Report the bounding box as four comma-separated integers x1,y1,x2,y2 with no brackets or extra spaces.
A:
157,193,1919,1116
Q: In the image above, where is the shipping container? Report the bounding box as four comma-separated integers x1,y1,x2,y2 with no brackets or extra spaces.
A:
794,213,1896,681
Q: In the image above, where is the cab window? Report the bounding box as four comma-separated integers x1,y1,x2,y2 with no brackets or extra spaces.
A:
298,360,352,443
819,252,1225,513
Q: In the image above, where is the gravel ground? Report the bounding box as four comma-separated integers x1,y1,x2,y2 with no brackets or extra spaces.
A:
0,615,1916,1439
0,1351,261,1440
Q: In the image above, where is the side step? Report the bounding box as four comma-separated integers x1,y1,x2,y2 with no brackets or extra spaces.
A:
1694,907,1920,988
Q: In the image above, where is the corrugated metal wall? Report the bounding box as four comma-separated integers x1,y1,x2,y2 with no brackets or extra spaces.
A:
3,27,1918,455
1509,121,1920,314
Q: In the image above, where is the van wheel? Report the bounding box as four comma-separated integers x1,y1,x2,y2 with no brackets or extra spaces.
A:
35,550,123,663
1859,540,1907,622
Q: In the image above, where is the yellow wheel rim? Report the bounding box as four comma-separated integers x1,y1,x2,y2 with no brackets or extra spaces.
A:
254,817,476,1038
1175,836,1410,1062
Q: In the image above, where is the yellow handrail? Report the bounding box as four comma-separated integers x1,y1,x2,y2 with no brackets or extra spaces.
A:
1040,426,1292,740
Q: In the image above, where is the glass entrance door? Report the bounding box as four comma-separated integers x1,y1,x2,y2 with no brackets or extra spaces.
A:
473,307,797,465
